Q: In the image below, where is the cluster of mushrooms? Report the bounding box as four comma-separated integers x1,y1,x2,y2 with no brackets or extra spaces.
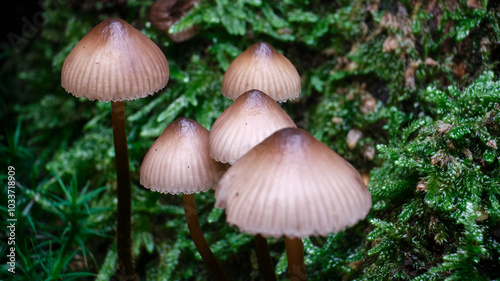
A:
61,16,371,281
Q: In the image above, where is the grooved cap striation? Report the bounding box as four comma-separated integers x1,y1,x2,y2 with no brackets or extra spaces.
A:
209,89,296,164
222,41,301,102
61,17,169,102
140,118,227,194
215,128,372,238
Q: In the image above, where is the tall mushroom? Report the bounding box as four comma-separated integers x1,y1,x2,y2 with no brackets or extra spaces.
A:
140,117,229,281
61,17,169,279
222,41,301,102
216,128,372,281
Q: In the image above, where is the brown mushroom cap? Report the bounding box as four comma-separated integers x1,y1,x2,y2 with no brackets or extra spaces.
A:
209,89,296,164
61,17,169,102
149,0,199,43
221,41,301,102
215,128,372,238
140,117,227,194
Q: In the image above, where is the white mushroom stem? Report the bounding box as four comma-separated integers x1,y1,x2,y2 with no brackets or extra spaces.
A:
285,237,307,281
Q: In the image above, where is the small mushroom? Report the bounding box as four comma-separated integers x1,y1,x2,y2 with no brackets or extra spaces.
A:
216,128,372,280
209,89,296,164
222,41,301,102
141,117,226,194
61,17,169,279
140,117,229,281
149,0,200,43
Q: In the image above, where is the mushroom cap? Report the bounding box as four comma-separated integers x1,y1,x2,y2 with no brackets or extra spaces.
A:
61,17,169,102
149,0,199,43
140,117,227,194
215,128,372,238
221,41,301,102
209,89,296,164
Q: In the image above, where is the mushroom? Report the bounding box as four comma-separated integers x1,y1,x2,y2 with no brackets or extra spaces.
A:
61,17,169,278
222,41,301,102
209,89,297,164
216,128,372,281
209,89,295,280
61,18,169,101
149,0,200,43
140,117,229,281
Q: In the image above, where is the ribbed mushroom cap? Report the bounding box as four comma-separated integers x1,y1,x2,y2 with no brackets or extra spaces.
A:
221,41,301,102
209,89,296,164
149,0,199,43
215,128,372,238
140,118,227,194
61,17,169,102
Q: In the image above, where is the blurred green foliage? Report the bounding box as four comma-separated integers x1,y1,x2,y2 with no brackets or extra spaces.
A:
1,0,499,280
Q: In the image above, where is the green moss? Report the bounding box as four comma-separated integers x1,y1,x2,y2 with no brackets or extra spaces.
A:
366,72,500,280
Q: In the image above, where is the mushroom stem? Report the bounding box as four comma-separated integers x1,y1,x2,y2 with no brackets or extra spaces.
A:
182,193,230,281
285,237,307,281
255,235,277,281
111,101,136,279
